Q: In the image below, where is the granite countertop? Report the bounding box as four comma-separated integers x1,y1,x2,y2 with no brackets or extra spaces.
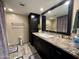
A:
33,32,79,59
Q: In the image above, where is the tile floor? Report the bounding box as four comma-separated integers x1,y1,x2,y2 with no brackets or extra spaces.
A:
9,42,41,59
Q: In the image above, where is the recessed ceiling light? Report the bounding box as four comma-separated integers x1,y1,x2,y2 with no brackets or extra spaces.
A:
31,15,35,18
4,7,6,11
64,0,70,5
8,8,14,12
48,10,51,14
40,8,44,11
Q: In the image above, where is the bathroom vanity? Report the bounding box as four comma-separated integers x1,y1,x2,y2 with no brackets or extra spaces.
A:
32,32,78,59
28,0,78,59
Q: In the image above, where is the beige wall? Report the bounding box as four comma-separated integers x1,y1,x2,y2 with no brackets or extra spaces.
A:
71,0,79,32
46,20,51,30
46,19,57,31
51,19,57,31
5,12,29,45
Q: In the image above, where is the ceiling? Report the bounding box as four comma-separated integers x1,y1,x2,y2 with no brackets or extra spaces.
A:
3,0,63,15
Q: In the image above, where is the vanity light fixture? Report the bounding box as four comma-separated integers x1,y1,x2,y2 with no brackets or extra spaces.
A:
64,0,70,5
31,15,35,18
40,8,44,12
48,10,51,14
8,8,14,12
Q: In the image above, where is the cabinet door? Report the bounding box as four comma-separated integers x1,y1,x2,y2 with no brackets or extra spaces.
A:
54,50,62,59
38,39,53,59
31,18,39,32
49,44,61,59
55,47,77,59
32,35,54,59
60,51,77,59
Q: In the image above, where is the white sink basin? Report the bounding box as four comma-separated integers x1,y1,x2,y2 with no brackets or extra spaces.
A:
38,33,54,38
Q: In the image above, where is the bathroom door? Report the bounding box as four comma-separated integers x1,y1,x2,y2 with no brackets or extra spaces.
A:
0,0,9,59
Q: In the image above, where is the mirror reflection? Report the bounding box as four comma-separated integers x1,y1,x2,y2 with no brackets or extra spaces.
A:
45,0,70,33
72,10,79,34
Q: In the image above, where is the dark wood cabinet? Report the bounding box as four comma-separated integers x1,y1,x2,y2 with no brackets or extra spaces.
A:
32,34,78,59
28,13,40,32
32,35,52,59
28,13,40,44
42,16,46,31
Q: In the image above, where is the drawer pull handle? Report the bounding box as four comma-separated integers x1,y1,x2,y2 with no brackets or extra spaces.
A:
56,51,62,55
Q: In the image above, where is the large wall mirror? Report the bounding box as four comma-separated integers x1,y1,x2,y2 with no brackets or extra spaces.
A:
42,0,73,35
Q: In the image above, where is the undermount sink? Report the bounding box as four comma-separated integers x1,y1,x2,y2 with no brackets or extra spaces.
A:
37,33,54,38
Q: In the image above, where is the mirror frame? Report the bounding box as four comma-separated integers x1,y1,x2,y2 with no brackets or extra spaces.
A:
41,0,74,35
